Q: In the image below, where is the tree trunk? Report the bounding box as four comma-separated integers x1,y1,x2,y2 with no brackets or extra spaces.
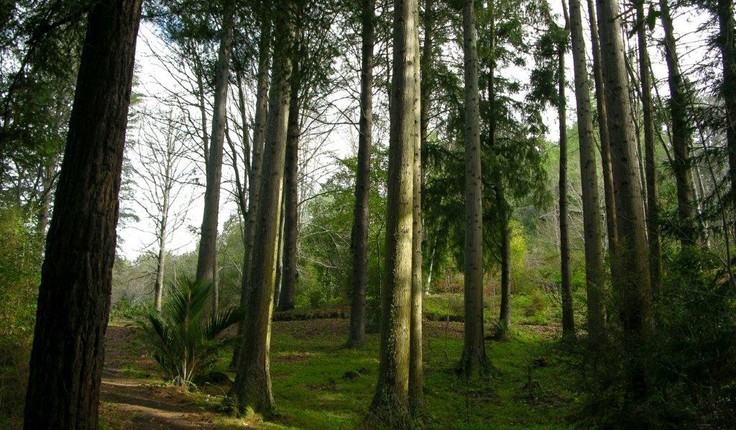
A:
348,0,376,349
36,158,57,236
659,0,698,246
557,18,575,338
497,185,511,333
587,0,618,253
410,47,424,411
636,1,662,296
420,0,433,155
231,1,294,415
195,0,235,314
153,183,170,312
568,0,606,345
278,44,301,311
459,0,488,379
154,229,167,312
23,0,142,427
410,0,434,411
230,69,250,219
596,0,655,408
484,0,510,337
233,19,271,367
719,0,736,212
420,0,434,297
366,0,419,424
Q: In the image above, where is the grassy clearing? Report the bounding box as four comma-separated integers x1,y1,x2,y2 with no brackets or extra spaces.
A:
98,295,584,429
202,318,580,429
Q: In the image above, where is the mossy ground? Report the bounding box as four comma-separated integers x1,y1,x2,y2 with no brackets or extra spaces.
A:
100,310,582,429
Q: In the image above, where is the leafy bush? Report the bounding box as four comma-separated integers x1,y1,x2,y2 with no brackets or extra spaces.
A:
647,247,736,426
137,279,244,386
577,247,736,428
109,296,150,322
0,206,42,427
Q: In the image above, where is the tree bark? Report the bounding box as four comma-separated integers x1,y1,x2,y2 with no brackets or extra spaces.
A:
231,1,294,415
636,0,662,296
719,0,736,212
233,19,271,367
596,0,655,407
410,46,424,411
348,0,375,349
483,0,510,337
659,0,698,246
23,0,142,427
347,0,376,348
278,41,301,312
497,185,511,332
195,0,235,314
568,0,606,345
459,0,488,379
587,0,618,253
366,0,419,424
557,16,575,338
153,172,171,312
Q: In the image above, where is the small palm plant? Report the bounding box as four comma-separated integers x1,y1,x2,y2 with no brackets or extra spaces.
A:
137,278,244,386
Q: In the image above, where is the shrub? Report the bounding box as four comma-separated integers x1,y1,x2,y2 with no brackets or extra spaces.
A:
137,279,244,386
0,206,41,427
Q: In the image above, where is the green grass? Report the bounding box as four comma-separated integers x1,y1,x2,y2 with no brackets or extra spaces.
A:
424,293,465,319
203,318,581,429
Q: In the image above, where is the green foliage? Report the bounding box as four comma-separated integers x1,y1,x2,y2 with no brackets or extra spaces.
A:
578,247,736,428
136,278,244,386
0,206,41,348
0,205,41,429
647,248,736,427
109,296,151,322
299,150,388,311
422,0,551,280
424,293,465,320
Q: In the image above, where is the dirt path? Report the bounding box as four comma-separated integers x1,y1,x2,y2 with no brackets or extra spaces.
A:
100,326,220,430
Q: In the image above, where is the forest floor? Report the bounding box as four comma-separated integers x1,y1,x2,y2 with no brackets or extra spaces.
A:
99,316,583,429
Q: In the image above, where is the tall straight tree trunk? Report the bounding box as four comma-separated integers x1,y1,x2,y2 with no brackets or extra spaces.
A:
411,0,434,411
229,69,250,219
153,121,179,312
154,228,168,311
153,177,171,312
420,0,435,297
232,20,271,367
636,1,662,295
410,61,424,412
195,0,235,314
587,0,618,253
716,0,736,212
23,0,143,427
348,0,375,348
497,185,511,332
420,0,433,152
366,0,419,424
568,0,606,345
483,0,510,336
279,39,301,311
659,0,698,246
596,0,655,408
557,17,575,338
231,1,294,414
459,0,488,379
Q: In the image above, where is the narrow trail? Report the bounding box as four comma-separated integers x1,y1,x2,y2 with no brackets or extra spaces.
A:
100,326,220,429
